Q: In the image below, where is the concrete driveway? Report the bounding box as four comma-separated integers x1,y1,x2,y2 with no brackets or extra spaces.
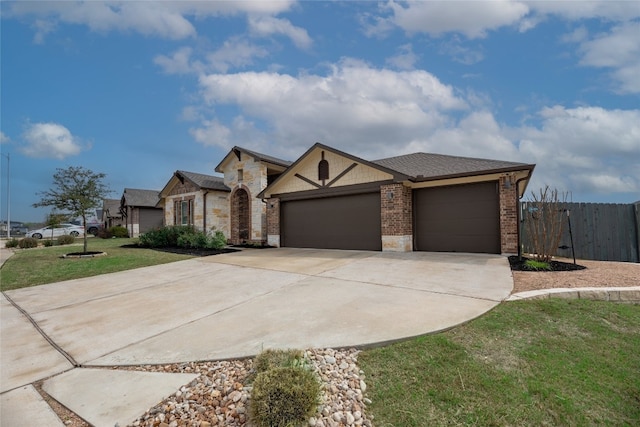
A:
1,248,513,426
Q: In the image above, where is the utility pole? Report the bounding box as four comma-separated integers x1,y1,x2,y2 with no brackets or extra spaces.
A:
2,152,9,239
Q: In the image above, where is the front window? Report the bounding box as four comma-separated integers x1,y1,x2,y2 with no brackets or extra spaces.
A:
175,200,193,225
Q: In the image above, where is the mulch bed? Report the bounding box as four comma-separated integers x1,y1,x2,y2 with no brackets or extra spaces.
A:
508,255,586,272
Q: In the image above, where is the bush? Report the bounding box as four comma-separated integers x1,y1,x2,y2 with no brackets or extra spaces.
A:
18,237,39,249
250,366,321,427
254,349,305,374
209,230,227,249
109,225,129,238
139,226,227,250
97,228,112,239
57,235,75,245
43,239,54,247
139,226,194,248
5,238,19,248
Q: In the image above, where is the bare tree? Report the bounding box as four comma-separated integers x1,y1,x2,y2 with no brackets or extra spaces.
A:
34,166,110,253
524,186,569,262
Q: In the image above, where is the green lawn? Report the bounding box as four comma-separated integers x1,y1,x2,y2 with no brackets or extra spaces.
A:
0,238,193,291
359,299,640,426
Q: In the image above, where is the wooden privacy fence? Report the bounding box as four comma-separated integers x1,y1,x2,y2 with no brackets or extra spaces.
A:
520,201,640,263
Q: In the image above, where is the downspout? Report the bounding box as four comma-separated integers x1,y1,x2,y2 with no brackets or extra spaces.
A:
203,191,210,232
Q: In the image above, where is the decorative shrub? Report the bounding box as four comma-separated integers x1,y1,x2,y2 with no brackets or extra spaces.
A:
209,230,227,249
57,235,75,245
97,228,112,239
254,349,305,374
139,226,195,248
5,238,19,248
43,239,54,247
250,366,321,427
18,237,39,249
109,226,129,238
177,230,208,249
139,226,227,250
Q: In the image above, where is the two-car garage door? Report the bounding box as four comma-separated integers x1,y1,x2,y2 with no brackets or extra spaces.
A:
281,192,382,251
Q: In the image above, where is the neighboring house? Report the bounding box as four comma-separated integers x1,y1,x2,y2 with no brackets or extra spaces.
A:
102,198,124,228
258,142,535,254
120,188,163,237
158,170,231,234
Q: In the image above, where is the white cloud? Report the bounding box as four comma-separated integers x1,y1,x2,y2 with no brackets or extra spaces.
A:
514,106,640,195
248,15,312,49
20,122,86,159
206,37,270,73
194,59,467,158
577,21,640,94
7,0,297,41
380,0,530,38
385,44,419,70
154,47,199,75
0,131,10,144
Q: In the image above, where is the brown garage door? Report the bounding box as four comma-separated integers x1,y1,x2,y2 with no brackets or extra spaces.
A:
414,181,500,253
281,192,382,250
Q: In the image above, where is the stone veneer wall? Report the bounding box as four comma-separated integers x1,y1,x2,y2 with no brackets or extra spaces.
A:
266,198,280,247
223,155,268,244
380,183,413,252
499,175,519,254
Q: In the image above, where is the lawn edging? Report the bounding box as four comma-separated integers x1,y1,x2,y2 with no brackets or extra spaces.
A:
508,286,640,302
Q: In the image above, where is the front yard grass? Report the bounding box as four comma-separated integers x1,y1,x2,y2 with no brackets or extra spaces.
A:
360,299,640,426
0,238,193,291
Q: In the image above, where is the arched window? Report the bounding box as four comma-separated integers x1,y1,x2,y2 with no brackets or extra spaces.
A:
318,159,329,181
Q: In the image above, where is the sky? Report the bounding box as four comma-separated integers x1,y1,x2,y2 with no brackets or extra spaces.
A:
1,0,639,223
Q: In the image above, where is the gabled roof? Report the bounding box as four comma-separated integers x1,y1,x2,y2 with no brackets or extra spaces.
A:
121,188,161,207
102,198,122,216
215,146,292,173
176,170,229,192
373,152,534,181
257,142,411,198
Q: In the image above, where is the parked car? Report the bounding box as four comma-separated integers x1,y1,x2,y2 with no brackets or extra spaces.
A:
71,220,102,236
27,223,86,239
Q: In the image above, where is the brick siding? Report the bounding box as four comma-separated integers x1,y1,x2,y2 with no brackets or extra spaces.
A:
499,175,519,254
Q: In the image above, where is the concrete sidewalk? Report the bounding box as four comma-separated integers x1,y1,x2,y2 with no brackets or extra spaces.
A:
1,248,514,426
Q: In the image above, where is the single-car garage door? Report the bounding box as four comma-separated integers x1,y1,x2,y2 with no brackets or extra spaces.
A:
281,192,381,250
414,181,500,253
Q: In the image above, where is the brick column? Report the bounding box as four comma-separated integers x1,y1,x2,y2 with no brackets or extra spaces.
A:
381,183,413,252
499,175,518,254
266,198,280,247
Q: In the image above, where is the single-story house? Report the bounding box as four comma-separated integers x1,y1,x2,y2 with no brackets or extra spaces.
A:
120,188,164,237
157,143,534,254
102,198,124,229
258,143,535,254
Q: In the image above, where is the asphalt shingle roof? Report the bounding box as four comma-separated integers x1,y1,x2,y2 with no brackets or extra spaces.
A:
177,170,230,192
122,188,161,207
373,152,532,180
236,147,293,168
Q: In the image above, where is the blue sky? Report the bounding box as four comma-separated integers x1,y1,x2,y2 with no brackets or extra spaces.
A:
1,1,639,223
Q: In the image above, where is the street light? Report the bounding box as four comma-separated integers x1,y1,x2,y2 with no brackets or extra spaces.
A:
2,152,9,239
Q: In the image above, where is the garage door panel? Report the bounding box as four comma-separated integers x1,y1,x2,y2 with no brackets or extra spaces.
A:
415,182,500,254
282,193,381,250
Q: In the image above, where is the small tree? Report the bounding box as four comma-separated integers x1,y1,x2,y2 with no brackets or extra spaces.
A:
524,185,568,262
33,166,110,253
44,211,67,241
